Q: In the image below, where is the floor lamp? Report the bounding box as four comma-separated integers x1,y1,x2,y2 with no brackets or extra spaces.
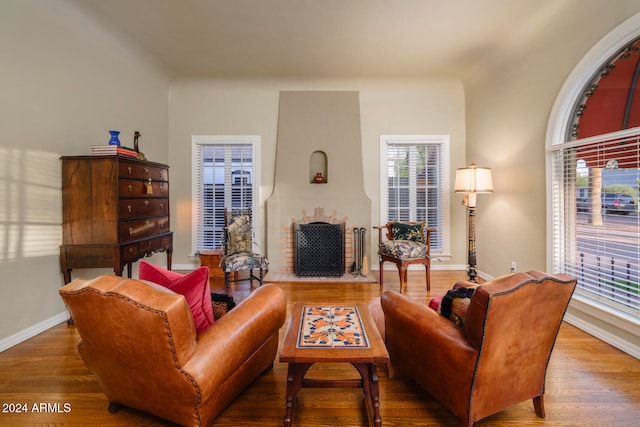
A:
454,164,493,282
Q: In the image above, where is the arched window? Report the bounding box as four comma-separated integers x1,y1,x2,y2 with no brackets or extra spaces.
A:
548,15,640,330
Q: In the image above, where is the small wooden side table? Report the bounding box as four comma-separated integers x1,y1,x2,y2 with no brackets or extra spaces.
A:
279,302,389,427
200,249,224,278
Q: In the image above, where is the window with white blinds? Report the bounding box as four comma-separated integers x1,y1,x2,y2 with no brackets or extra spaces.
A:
550,128,640,318
380,135,449,253
191,136,260,254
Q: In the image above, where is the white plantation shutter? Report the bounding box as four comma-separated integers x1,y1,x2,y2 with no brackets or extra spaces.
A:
192,136,260,254
380,135,449,253
550,128,640,318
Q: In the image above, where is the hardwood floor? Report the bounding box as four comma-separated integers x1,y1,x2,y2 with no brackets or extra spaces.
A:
1,270,640,426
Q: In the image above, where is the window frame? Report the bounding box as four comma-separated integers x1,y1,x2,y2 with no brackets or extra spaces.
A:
379,134,451,259
191,135,261,256
546,13,640,357
549,128,640,318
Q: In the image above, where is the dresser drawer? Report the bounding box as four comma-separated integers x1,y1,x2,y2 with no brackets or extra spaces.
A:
122,242,140,263
119,179,169,198
139,234,172,256
119,161,168,181
122,234,172,261
118,198,169,220
118,216,170,242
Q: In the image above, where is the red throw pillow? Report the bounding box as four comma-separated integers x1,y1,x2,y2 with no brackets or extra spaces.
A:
139,260,214,333
428,295,443,311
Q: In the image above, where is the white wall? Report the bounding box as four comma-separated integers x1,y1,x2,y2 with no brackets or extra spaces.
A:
168,78,466,270
465,0,640,356
0,0,171,349
465,0,640,278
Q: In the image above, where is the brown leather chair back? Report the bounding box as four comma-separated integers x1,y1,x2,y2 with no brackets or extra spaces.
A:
60,275,286,426
381,271,576,426
60,276,201,421
463,271,576,422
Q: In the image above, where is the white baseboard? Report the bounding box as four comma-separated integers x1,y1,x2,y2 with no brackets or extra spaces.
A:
173,263,200,271
563,312,640,359
0,311,70,353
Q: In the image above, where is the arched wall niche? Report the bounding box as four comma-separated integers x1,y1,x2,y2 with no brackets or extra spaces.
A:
309,150,328,183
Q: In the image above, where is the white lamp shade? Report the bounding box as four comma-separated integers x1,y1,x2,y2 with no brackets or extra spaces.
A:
454,164,493,193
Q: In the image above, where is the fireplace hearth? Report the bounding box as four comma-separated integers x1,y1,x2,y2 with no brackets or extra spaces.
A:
294,222,345,276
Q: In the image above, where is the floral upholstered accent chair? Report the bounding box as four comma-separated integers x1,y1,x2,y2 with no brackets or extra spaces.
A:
221,208,268,289
374,221,435,293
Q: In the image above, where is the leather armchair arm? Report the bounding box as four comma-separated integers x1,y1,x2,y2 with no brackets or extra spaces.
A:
182,285,286,391
382,291,477,359
381,290,478,404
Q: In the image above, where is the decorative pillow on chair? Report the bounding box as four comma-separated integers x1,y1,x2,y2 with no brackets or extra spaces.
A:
228,214,252,254
139,261,214,333
437,287,476,329
391,221,425,242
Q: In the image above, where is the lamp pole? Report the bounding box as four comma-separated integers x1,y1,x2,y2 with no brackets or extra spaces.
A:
455,164,493,283
466,204,478,282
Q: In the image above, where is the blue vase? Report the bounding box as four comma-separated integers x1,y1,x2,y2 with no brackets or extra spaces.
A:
108,130,121,146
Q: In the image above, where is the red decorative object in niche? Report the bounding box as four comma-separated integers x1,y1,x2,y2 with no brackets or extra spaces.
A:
312,172,326,183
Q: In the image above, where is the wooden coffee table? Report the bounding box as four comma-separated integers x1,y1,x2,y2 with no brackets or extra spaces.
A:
279,302,389,427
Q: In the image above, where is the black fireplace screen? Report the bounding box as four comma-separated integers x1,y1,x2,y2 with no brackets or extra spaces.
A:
294,222,345,276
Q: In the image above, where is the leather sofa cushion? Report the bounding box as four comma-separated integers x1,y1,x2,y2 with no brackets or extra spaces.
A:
139,260,214,333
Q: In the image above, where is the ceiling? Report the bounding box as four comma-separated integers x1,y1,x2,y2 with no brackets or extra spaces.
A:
69,0,563,80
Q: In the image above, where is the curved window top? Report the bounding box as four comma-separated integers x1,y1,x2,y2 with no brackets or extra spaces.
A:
568,37,640,140
547,12,640,149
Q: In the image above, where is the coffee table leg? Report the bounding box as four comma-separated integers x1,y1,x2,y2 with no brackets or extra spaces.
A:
284,362,313,427
352,363,383,427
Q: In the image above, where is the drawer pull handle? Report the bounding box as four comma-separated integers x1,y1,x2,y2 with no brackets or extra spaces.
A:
127,205,132,213
129,227,133,235
146,179,153,195
128,166,132,174
128,184,133,192
144,200,149,206
145,220,151,226
129,247,134,254
160,222,165,228
160,203,163,210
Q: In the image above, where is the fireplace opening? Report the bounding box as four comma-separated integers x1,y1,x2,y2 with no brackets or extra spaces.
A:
294,222,345,276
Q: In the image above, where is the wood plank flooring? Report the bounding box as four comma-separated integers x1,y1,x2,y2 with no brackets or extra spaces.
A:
1,270,639,426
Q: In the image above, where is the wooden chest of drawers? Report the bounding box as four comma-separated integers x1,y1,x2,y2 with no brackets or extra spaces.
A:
60,155,173,283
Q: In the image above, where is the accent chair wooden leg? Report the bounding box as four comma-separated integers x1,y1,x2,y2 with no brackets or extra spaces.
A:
224,271,230,289
379,258,384,286
533,395,545,418
398,264,407,293
426,263,431,291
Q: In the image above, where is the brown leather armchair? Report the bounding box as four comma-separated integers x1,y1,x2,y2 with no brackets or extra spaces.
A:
381,271,576,426
59,275,286,427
